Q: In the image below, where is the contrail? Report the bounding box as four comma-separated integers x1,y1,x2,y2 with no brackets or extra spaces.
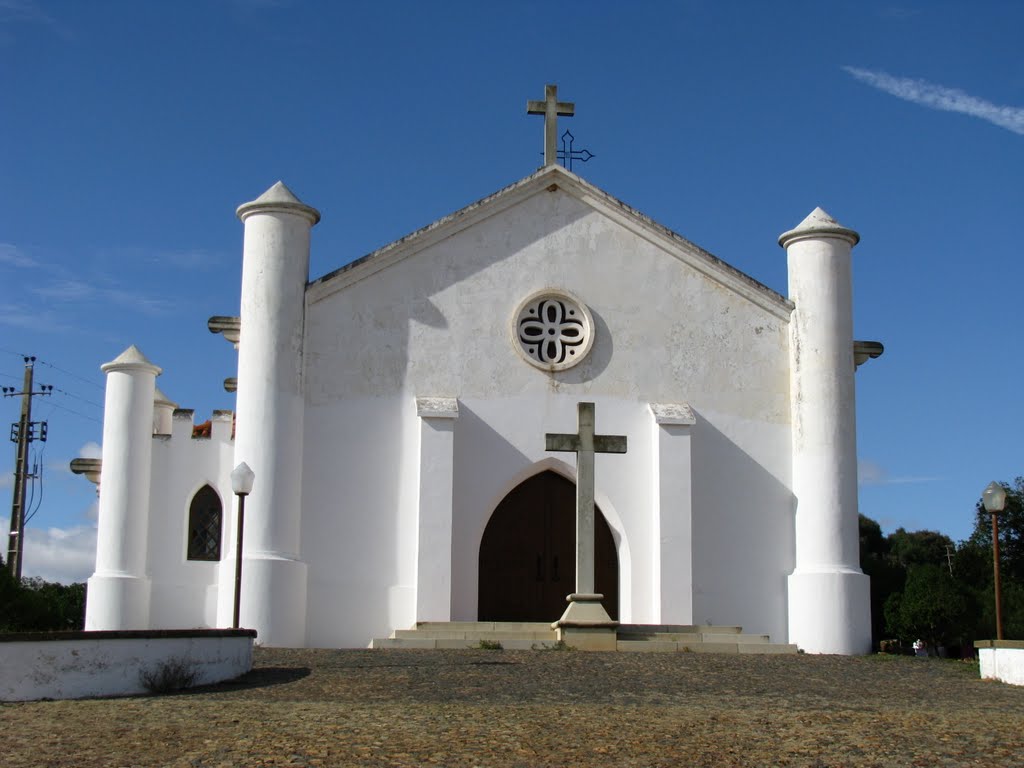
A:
843,66,1024,136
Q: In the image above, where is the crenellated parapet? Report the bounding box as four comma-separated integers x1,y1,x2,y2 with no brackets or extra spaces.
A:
164,408,235,443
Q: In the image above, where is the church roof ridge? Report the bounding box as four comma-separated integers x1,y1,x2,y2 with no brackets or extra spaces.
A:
307,165,792,320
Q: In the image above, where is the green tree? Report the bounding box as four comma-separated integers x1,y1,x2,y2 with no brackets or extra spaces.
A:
883,564,973,649
0,556,87,632
859,514,903,647
887,528,954,570
968,477,1024,583
952,478,1024,641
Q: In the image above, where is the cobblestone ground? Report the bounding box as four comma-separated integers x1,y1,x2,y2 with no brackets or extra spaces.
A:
3,648,1023,767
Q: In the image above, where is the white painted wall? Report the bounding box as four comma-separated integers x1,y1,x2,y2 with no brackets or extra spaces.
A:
147,409,235,629
89,171,876,653
87,347,160,631
301,185,794,647
979,645,1024,686
0,632,254,702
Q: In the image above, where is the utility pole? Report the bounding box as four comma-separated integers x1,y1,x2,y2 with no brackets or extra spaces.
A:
3,356,52,580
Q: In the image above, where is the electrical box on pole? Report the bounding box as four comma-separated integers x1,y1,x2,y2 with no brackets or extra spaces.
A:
2,356,52,579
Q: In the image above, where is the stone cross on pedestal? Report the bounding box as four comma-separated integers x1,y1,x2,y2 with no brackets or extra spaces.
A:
527,84,575,168
546,402,626,646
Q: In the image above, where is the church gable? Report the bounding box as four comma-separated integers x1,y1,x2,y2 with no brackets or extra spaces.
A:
307,165,790,319
303,167,790,421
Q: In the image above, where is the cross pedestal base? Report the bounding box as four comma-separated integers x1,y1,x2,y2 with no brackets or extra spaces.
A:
552,593,619,651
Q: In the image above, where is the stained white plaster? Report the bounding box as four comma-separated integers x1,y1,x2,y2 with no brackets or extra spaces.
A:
147,409,235,629
781,211,870,654
979,645,1024,686
86,347,160,631
82,168,875,655
0,633,253,702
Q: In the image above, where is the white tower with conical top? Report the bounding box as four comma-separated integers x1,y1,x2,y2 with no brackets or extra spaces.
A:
780,208,871,654
217,181,319,647
85,345,160,630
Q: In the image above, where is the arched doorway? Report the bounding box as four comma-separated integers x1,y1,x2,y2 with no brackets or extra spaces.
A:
478,471,618,621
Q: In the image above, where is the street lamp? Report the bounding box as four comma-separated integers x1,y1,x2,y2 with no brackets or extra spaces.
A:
982,480,1007,640
230,462,255,629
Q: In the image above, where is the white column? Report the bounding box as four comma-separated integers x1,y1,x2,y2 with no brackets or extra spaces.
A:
86,345,160,630
218,181,319,647
780,208,871,654
414,397,459,622
650,403,695,625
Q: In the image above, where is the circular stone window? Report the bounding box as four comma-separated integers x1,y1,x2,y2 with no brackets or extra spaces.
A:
512,289,595,371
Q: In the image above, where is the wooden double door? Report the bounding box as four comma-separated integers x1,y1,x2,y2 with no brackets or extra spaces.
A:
478,471,618,622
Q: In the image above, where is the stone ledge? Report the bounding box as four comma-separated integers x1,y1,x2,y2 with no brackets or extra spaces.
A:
974,639,1024,649
0,628,257,643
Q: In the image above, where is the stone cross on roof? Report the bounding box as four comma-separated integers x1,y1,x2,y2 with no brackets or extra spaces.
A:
546,402,626,633
527,84,575,167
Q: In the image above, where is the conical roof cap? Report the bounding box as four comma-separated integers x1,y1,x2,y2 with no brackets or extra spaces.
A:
236,180,321,224
101,344,162,375
153,386,177,408
778,206,859,247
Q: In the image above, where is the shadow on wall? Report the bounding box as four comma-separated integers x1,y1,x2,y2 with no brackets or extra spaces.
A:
304,191,595,402
690,410,795,641
450,402,533,619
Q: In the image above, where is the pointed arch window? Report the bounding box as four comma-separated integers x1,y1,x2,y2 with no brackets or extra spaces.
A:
187,485,223,561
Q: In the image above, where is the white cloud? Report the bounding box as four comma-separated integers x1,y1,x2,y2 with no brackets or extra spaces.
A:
843,66,1024,136
30,280,173,316
79,441,102,459
0,0,54,25
0,515,96,584
859,458,935,486
33,279,94,300
0,243,39,268
0,0,71,41
0,302,77,332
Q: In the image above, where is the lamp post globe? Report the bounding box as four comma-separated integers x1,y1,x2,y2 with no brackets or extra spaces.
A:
982,481,1006,641
231,462,255,629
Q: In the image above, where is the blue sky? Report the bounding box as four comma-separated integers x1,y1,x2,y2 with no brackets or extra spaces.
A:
2,0,1023,583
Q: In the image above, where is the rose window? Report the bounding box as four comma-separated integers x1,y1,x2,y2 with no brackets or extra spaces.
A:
512,290,595,371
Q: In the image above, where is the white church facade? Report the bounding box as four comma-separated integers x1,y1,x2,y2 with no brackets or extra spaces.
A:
76,93,882,654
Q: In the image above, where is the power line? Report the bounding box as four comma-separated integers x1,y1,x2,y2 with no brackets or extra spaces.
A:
35,359,104,391
46,400,103,425
52,386,103,410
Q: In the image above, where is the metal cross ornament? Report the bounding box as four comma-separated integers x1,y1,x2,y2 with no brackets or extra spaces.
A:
557,130,594,172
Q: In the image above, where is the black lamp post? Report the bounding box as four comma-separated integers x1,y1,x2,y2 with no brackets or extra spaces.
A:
230,462,255,629
982,481,1007,641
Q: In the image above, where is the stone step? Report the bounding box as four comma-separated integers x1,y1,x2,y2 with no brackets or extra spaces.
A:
393,629,557,641
617,624,743,635
618,632,771,644
370,637,559,650
617,640,798,654
415,621,554,632
371,622,795,654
